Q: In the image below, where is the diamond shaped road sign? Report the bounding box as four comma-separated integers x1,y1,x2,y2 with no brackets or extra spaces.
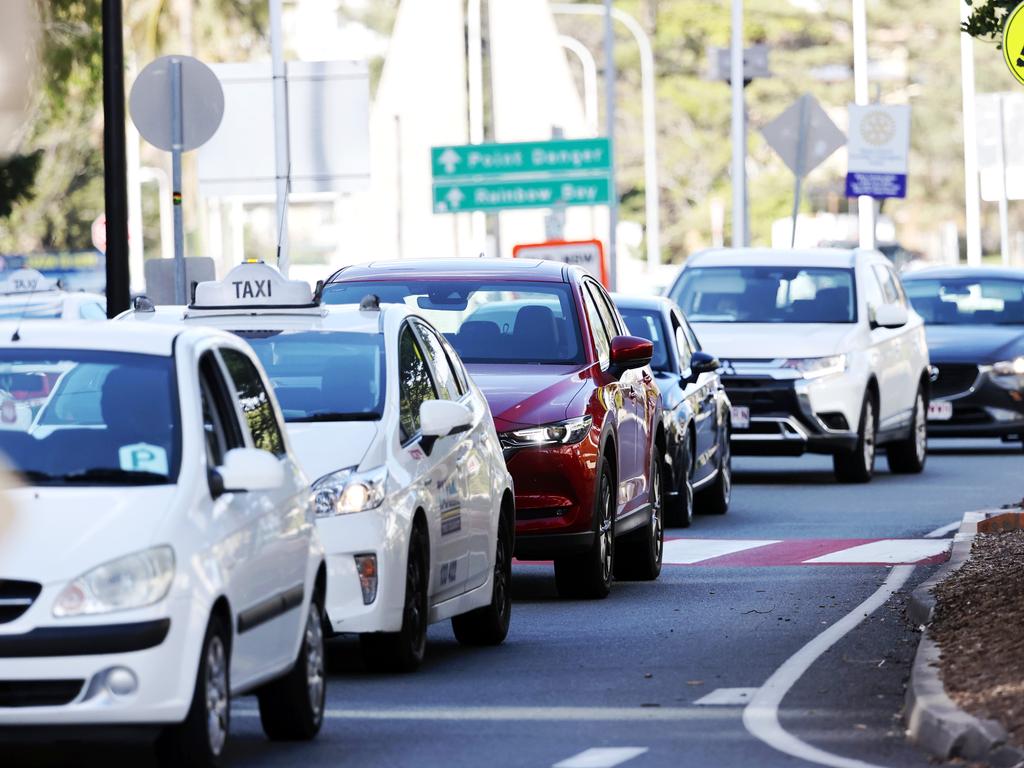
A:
761,93,846,178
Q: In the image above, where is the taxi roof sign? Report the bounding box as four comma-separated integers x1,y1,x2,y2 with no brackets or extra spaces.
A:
0,269,56,296
191,261,316,310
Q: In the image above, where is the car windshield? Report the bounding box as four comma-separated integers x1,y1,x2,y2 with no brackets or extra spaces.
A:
904,277,1024,325
234,330,385,422
0,349,180,485
671,266,857,324
324,280,584,364
618,308,670,372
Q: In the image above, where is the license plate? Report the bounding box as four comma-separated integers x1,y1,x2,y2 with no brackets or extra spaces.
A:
731,406,750,430
928,401,953,421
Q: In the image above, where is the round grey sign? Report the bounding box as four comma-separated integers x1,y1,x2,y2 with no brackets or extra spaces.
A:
129,55,224,152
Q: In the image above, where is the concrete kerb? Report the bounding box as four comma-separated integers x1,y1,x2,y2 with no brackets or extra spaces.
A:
904,508,1024,766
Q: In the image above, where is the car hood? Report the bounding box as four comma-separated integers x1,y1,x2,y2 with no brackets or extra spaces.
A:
465,363,590,432
690,322,861,360
285,421,379,482
0,485,178,584
924,324,1024,364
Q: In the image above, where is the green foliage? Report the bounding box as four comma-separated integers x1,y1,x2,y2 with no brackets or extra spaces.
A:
0,152,43,219
962,0,1017,44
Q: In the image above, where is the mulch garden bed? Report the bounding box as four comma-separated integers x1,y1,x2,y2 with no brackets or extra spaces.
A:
931,529,1024,748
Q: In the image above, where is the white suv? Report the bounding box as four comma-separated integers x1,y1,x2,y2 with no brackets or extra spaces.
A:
668,248,930,482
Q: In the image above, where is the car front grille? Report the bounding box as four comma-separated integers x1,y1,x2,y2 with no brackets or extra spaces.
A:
722,377,799,413
0,580,42,624
0,680,83,708
931,363,979,399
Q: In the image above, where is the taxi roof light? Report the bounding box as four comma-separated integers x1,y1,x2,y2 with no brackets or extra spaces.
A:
190,261,318,310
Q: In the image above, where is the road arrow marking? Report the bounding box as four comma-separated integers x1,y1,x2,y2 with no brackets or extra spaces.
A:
438,147,461,174
553,748,649,768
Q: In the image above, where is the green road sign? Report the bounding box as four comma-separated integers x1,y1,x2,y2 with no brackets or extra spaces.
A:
431,138,611,180
433,177,611,213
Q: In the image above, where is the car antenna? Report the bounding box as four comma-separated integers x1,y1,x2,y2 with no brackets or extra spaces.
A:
275,160,292,267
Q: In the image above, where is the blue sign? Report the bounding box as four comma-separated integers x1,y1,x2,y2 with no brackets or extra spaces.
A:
845,172,907,199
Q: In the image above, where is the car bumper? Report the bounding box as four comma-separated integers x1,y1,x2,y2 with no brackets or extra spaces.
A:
724,373,861,456
927,364,1024,439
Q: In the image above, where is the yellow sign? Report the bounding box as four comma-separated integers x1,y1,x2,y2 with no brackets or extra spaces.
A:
1004,2,1024,85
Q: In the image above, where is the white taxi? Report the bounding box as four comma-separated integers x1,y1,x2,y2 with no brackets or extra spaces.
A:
0,321,326,766
121,261,515,672
0,268,106,320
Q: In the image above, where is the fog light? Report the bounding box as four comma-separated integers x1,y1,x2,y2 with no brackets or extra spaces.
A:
354,554,378,605
105,667,138,697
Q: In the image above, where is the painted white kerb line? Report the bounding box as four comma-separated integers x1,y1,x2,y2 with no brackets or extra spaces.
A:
741,520,958,768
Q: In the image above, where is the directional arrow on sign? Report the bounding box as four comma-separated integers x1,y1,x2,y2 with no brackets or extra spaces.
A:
438,148,461,174
444,187,465,210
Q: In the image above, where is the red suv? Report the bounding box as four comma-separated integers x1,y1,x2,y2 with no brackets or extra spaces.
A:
323,259,665,598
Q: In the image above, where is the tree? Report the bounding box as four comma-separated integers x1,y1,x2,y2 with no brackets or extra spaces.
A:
963,0,1016,44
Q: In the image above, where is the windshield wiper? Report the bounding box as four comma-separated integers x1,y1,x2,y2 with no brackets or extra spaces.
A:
287,411,381,423
55,468,169,485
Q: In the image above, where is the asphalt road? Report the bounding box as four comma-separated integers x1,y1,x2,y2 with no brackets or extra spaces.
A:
8,437,1021,768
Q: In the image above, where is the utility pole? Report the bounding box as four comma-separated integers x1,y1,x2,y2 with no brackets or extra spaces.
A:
729,0,746,247
102,0,130,316
961,0,982,266
269,0,291,274
852,0,875,249
603,0,619,289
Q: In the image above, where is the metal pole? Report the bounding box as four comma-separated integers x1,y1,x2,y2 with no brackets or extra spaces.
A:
998,94,1010,266
170,59,186,305
961,2,982,265
559,36,599,135
269,0,291,273
552,4,660,270
790,95,808,249
467,0,486,253
852,0,875,250
603,0,618,289
395,114,403,260
730,0,746,247
102,0,130,316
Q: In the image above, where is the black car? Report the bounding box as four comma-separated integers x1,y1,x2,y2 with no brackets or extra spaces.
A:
902,267,1024,448
612,294,732,526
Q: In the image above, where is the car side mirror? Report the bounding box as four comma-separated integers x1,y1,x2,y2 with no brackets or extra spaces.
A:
872,303,908,329
609,335,653,376
685,350,720,383
212,447,285,497
419,399,472,455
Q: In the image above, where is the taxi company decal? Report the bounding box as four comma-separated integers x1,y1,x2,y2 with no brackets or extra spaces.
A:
119,442,169,475
439,559,458,586
439,476,461,535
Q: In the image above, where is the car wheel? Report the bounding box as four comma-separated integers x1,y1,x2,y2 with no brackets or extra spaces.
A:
360,523,429,673
665,435,694,528
834,396,876,483
256,593,326,741
452,508,513,645
696,430,731,515
554,456,614,599
886,388,928,474
155,613,231,768
615,455,664,581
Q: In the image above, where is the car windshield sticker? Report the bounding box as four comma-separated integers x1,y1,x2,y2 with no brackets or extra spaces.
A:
439,475,461,535
118,442,169,475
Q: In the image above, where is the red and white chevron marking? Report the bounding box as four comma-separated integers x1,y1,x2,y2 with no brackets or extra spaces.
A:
660,537,951,566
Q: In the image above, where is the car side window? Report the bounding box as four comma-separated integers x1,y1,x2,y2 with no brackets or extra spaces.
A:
440,336,470,396
415,321,460,401
581,284,611,365
888,268,910,308
872,265,900,305
672,317,694,372
399,323,438,441
591,282,625,337
199,352,244,468
219,347,286,457
862,265,886,311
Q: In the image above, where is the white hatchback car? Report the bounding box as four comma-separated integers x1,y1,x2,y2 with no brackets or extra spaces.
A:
668,248,931,482
121,261,516,672
0,321,326,766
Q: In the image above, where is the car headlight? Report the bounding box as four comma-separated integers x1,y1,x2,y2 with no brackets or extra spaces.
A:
312,466,387,517
780,354,847,380
53,546,175,618
991,357,1024,377
499,415,593,450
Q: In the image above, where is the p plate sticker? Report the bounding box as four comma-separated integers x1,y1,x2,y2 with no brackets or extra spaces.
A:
119,442,169,475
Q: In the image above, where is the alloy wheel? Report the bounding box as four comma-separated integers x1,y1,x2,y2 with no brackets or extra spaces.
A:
304,607,325,721
599,478,613,584
650,460,663,563
205,635,229,757
913,394,927,463
863,401,876,471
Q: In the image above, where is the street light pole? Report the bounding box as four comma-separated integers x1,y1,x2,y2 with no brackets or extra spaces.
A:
852,0,875,250
102,0,130,316
603,0,618,289
960,0,982,266
269,0,291,274
559,35,599,136
730,0,746,248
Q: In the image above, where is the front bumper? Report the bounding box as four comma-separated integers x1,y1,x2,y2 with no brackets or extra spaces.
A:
724,373,861,456
927,363,1024,439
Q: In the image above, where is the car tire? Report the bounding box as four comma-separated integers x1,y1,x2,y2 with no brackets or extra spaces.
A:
554,456,615,599
256,593,326,741
886,388,927,474
833,395,877,483
665,435,694,528
452,509,513,646
696,431,731,515
155,613,231,768
360,523,429,673
614,455,664,581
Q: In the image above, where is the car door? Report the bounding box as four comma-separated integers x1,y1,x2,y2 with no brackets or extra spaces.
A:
869,264,915,429
217,346,309,672
672,310,712,483
397,322,470,603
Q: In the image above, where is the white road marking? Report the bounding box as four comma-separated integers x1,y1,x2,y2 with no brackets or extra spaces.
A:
803,538,950,564
742,520,958,768
924,520,960,538
234,705,720,721
694,687,759,706
553,747,648,768
662,538,780,564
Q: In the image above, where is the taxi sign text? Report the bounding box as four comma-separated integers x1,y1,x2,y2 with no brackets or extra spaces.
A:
233,279,272,299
